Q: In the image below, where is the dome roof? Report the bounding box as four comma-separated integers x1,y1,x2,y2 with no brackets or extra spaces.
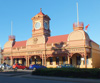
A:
67,30,90,41
26,37,34,46
4,41,14,48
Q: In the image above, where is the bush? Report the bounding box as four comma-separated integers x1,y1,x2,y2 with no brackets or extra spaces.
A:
32,68,100,79
0,68,3,72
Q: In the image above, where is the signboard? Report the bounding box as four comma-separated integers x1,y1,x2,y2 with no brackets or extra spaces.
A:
67,48,84,52
81,58,84,61
28,51,42,54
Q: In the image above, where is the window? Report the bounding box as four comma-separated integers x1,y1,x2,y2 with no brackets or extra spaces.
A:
56,57,59,65
13,59,15,64
17,59,19,63
50,57,53,65
84,56,89,65
62,57,66,64
30,58,32,64
86,56,89,64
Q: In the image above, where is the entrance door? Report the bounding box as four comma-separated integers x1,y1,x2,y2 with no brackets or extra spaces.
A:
76,55,81,65
35,59,37,64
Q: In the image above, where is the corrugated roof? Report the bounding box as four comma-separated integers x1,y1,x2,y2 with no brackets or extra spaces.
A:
12,34,69,47
13,40,27,48
47,34,69,44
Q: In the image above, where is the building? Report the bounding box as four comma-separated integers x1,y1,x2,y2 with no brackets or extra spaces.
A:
2,9,100,68
0,47,3,64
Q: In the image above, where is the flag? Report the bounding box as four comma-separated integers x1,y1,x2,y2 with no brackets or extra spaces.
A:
85,24,90,32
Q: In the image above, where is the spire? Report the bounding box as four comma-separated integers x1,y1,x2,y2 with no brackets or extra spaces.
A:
40,8,42,12
37,8,45,15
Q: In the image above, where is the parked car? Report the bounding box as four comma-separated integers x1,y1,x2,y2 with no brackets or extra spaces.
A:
0,64,12,70
29,64,46,70
0,64,5,69
57,64,75,68
6,64,12,69
13,63,27,70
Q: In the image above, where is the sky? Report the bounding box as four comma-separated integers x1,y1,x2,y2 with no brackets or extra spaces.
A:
0,0,100,48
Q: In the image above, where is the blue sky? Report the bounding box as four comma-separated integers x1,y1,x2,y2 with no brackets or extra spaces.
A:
0,0,100,48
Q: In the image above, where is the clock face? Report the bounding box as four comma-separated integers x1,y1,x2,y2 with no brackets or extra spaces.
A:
44,22,48,30
35,22,41,29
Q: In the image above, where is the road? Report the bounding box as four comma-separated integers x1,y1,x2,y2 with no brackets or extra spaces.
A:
0,69,80,83
0,75,79,83
0,69,99,83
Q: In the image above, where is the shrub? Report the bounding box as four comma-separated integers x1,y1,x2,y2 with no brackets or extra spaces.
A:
32,68,100,79
0,68,3,72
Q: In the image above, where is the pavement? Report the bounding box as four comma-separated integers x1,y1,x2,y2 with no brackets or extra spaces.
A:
22,75,100,83
0,69,100,83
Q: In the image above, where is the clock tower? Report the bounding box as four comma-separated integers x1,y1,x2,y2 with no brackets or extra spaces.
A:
31,8,51,38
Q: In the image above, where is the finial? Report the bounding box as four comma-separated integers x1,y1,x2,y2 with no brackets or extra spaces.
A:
40,8,42,12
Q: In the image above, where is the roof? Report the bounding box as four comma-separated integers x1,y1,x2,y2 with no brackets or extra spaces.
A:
47,34,69,44
90,39,98,45
12,34,69,47
13,40,27,48
37,11,45,15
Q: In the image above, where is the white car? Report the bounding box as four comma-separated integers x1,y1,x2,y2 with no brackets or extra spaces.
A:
0,64,5,69
0,64,12,70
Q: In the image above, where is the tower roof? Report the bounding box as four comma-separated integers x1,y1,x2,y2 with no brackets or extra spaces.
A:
37,8,45,15
31,8,50,20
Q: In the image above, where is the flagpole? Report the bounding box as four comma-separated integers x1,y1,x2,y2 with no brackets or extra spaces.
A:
76,2,79,26
11,21,13,36
85,30,87,32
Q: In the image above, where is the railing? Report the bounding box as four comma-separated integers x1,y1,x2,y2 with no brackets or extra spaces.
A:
73,22,84,27
9,35,15,39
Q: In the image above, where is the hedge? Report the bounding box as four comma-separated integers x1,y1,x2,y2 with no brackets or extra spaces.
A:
0,68,3,72
32,68,100,79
